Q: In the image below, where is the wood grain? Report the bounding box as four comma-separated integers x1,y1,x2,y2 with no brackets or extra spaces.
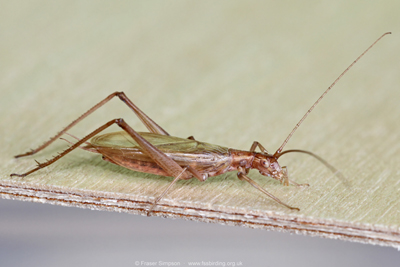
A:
1,1,399,248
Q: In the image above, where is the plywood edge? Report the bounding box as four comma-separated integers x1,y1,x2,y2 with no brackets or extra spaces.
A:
1,179,398,249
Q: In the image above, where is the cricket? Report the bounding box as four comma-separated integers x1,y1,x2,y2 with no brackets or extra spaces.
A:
11,32,390,213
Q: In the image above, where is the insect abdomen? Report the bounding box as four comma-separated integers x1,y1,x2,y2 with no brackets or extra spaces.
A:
102,154,169,176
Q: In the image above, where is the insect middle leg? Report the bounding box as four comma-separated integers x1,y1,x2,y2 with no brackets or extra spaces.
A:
237,169,299,211
147,167,188,216
15,91,169,158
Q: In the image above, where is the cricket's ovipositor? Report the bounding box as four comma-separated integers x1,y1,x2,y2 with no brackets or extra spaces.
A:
11,32,391,213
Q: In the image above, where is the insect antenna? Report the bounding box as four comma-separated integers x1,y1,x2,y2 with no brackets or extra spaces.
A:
273,32,391,157
276,149,349,186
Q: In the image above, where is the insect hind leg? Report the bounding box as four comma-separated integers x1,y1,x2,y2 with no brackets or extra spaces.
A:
14,91,169,158
11,119,121,177
12,118,182,177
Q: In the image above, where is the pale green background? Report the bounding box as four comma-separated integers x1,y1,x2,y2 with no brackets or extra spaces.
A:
1,0,399,266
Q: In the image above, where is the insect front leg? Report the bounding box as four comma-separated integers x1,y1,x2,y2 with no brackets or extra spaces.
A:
15,91,169,158
281,166,309,187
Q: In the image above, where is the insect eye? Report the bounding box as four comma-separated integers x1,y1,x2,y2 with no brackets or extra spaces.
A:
262,160,269,167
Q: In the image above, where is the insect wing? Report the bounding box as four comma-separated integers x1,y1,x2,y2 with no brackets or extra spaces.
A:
91,132,231,174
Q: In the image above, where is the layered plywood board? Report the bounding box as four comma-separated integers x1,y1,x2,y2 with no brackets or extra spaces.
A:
1,1,399,248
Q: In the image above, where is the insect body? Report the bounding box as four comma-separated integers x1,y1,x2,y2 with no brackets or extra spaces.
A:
11,33,391,213
88,131,233,179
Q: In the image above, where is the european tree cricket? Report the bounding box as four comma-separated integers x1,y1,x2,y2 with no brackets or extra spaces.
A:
11,32,390,213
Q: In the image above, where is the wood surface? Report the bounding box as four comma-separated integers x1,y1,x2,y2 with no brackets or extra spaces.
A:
1,1,399,248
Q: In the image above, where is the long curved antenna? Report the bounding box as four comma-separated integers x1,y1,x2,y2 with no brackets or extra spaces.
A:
274,32,391,157
276,149,350,186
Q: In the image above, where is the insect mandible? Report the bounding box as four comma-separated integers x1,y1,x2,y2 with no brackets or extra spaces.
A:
11,32,391,213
